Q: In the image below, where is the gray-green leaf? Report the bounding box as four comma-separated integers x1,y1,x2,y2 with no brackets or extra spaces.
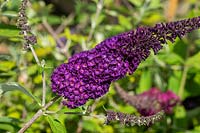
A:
0,82,40,104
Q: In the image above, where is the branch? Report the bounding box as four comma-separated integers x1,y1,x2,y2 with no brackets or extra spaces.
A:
113,83,137,105
178,42,190,99
113,83,145,110
18,96,60,133
17,1,61,133
41,60,46,106
29,44,40,66
87,0,104,44
55,13,75,34
178,65,189,99
42,19,71,59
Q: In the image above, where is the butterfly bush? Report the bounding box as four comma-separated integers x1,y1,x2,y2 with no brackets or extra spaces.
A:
51,16,200,108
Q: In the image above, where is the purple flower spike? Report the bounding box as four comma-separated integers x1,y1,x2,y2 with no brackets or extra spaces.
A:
51,16,200,108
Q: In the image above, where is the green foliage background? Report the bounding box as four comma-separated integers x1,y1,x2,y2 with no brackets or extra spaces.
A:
0,0,200,132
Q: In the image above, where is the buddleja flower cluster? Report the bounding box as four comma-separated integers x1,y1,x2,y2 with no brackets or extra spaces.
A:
17,0,37,50
114,83,179,116
51,16,200,108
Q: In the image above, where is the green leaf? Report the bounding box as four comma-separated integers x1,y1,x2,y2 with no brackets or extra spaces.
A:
175,106,186,119
0,116,21,124
186,52,200,69
118,15,132,29
2,11,18,17
35,47,52,57
0,117,21,132
142,13,163,25
168,71,182,94
187,107,200,119
82,120,102,132
27,65,39,75
0,71,16,77
154,72,164,90
0,24,20,38
148,0,162,9
46,15,62,25
0,82,40,104
95,14,105,26
194,73,200,85
0,123,15,132
33,75,42,84
128,0,142,7
158,53,184,65
0,61,16,72
193,126,200,132
173,40,188,59
119,105,136,114
47,115,67,133
137,70,152,93
173,106,187,129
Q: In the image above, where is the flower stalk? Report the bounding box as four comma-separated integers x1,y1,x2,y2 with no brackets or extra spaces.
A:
18,96,60,133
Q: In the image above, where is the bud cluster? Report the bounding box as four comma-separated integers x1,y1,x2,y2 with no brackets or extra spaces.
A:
105,110,164,126
17,0,37,49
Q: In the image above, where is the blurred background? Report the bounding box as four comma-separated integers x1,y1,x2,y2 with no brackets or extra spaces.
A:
0,0,200,132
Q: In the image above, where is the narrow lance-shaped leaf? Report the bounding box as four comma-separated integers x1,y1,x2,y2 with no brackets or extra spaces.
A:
0,117,21,132
0,24,20,38
46,115,67,133
0,82,41,104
